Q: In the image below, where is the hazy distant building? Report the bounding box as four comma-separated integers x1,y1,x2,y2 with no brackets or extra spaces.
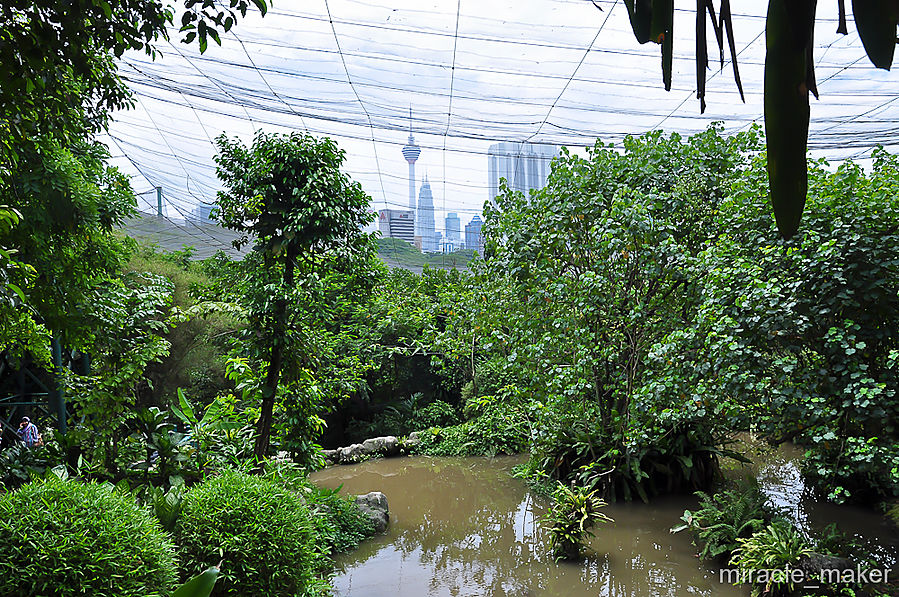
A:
378,209,415,243
415,177,438,252
488,142,558,203
193,203,215,223
445,212,461,242
465,215,484,252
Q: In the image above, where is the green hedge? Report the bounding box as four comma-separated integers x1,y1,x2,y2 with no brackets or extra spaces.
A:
0,476,178,597
177,469,317,596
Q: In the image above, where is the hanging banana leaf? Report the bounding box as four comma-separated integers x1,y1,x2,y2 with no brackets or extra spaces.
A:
837,0,848,34
652,0,674,90
764,0,818,239
719,0,745,102
852,0,899,70
624,0,674,90
623,0,653,43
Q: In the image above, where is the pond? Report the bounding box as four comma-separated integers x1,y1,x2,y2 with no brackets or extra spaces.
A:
311,455,744,597
310,446,898,597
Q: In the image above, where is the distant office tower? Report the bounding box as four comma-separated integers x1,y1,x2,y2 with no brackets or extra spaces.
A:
445,212,461,242
415,177,438,252
402,110,421,212
465,215,484,252
378,209,415,243
194,204,214,222
487,142,558,203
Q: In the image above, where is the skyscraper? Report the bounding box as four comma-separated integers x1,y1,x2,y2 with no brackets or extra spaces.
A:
415,177,438,252
401,109,421,212
487,142,558,203
445,212,461,242
465,215,484,252
378,209,415,243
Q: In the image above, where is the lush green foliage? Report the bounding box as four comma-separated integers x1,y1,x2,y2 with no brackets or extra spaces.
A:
177,469,320,596
543,483,613,561
413,394,529,457
671,481,771,560
729,521,814,595
461,126,757,499
0,475,178,597
214,131,376,460
669,149,899,503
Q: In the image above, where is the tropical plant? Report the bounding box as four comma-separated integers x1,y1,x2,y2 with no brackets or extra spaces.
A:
671,481,771,560
543,483,613,561
0,475,178,597
730,521,814,596
620,1,899,238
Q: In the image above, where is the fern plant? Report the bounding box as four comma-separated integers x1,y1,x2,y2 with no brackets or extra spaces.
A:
671,481,769,560
730,521,813,596
544,483,613,561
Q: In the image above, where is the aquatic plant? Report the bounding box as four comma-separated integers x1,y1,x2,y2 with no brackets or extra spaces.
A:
729,521,813,596
544,483,613,561
671,480,770,560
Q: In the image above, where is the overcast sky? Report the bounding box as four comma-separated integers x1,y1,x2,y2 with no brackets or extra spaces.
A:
103,0,899,236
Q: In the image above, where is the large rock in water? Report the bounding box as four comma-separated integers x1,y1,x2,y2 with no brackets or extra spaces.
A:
797,552,855,581
355,491,389,533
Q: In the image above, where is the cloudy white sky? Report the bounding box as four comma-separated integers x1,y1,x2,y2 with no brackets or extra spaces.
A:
103,0,899,238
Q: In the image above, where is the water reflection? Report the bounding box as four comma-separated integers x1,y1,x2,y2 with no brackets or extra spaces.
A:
311,456,746,597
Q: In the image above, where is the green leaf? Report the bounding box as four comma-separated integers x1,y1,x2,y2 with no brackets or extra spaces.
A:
251,0,268,17
623,0,653,44
764,0,817,239
172,566,219,597
851,0,898,70
176,388,197,424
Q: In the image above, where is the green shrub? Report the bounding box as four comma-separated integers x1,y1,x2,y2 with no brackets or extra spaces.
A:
0,475,178,597
262,460,375,558
306,484,376,555
411,399,459,429
543,483,613,561
670,480,771,560
177,469,318,597
415,398,528,457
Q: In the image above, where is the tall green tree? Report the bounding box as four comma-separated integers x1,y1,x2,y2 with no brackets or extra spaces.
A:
0,139,136,349
214,131,374,460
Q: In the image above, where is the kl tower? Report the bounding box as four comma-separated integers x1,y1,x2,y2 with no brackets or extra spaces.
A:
401,108,421,212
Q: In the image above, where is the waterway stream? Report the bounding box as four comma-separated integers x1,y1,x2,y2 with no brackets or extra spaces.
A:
310,446,897,597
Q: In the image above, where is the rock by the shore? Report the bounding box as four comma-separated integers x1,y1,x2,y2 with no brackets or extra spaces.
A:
355,491,389,533
402,431,421,450
338,443,366,463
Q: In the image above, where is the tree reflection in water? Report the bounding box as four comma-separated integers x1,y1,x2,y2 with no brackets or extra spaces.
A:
310,456,747,597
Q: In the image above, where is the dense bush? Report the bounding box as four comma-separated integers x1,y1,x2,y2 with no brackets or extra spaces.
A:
414,398,529,457
0,475,178,597
305,484,376,555
177,469,319,596
262,461,375,557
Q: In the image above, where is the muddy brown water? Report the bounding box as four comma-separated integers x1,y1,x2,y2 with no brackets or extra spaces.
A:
309,447,898,597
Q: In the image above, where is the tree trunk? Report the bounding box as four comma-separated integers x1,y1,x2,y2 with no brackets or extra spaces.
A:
253,249,297,463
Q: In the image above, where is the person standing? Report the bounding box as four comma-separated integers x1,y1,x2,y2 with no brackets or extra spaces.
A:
17,417,39,448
